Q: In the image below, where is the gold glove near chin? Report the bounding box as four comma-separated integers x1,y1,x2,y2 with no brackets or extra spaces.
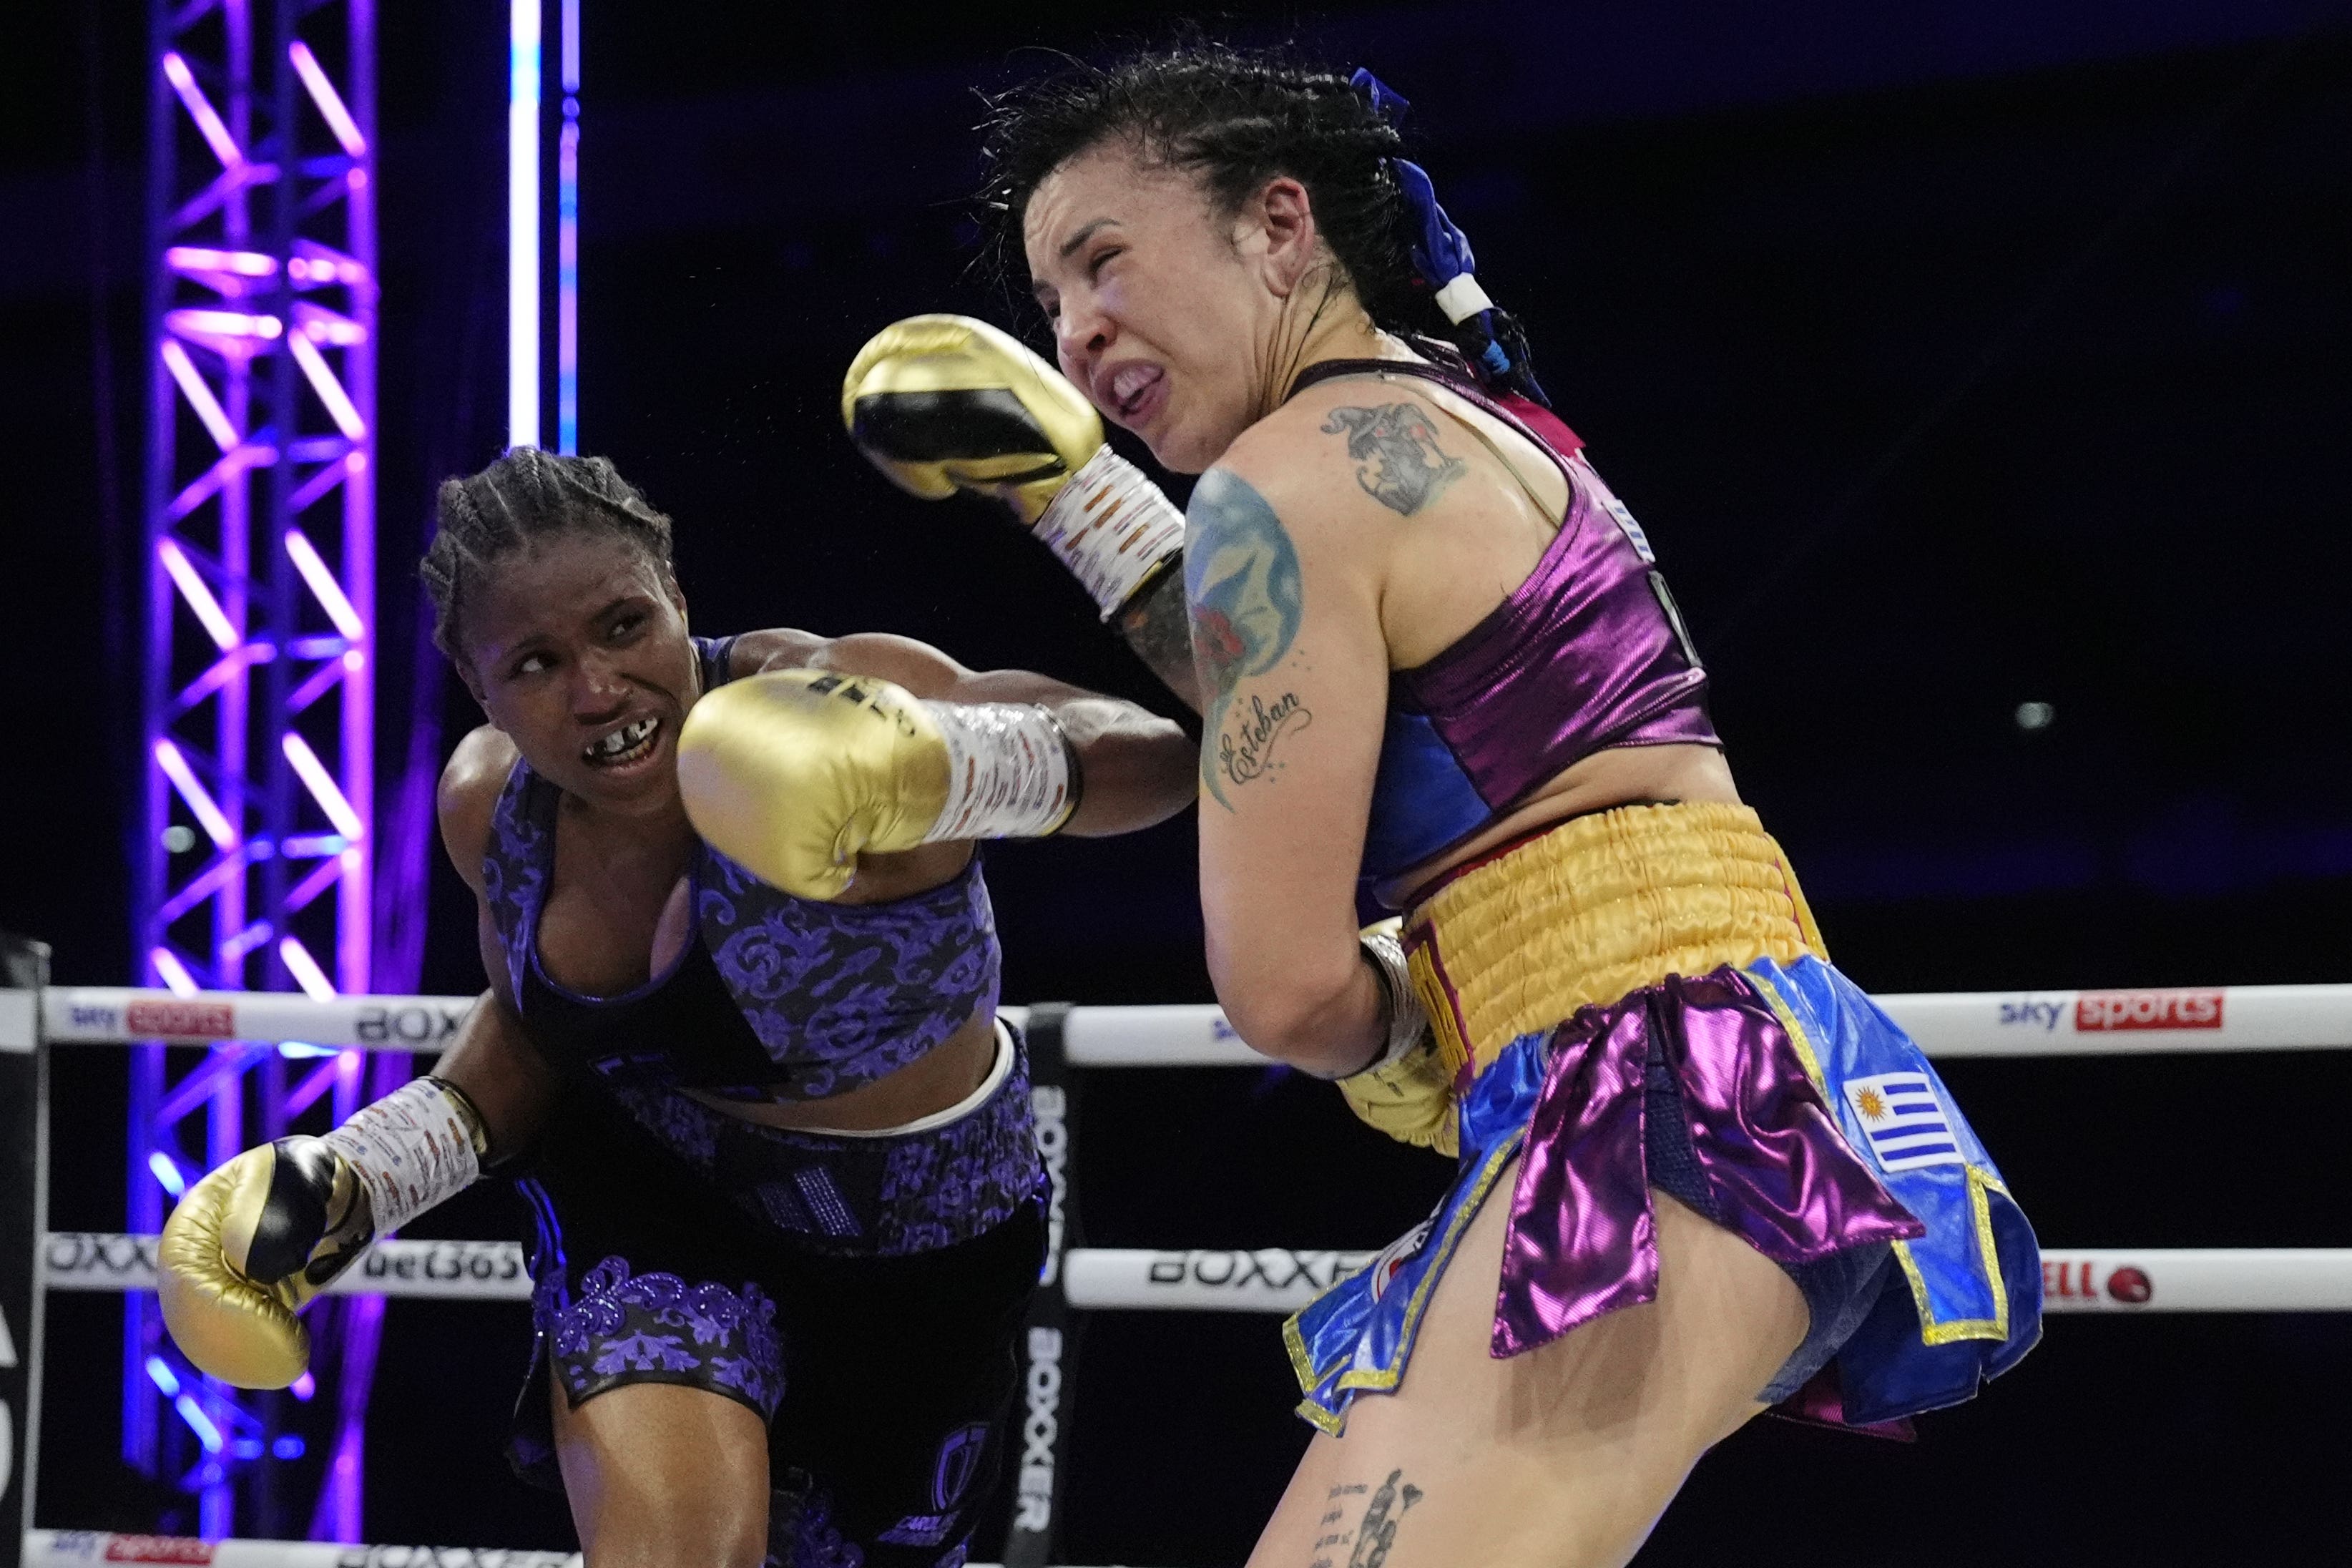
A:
843,313,1103,527
157,1077,486,1388
842,314,1186,620
677,668,1079,902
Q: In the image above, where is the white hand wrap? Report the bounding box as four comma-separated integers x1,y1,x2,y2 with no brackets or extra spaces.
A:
318,1077,485,1235
920,701,1079,842
1032,447,1187,619
1348,920,1433,1079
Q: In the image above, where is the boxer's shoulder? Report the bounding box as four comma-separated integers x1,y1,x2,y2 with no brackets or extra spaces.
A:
728,627,966,700
725,626,830,679
437,724,519,895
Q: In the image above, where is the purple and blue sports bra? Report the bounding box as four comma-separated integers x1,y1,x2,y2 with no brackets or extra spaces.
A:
1285,358,1719,904
481,635,1001,1102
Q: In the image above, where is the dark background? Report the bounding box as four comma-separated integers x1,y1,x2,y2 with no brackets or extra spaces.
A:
9,0,2352,1562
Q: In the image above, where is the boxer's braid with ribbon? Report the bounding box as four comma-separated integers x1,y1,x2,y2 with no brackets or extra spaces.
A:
979,44,1547,406
1350,68,1549,407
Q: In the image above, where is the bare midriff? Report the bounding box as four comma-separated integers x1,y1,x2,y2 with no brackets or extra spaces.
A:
1388,741,1743,910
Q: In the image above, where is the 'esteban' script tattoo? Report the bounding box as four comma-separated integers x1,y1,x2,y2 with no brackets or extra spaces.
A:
1217,690,1310,790
1321,401,1465,516
1185,467,1311,809
1308,1469,1425,1568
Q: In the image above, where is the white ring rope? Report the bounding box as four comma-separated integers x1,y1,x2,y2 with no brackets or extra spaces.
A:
19,1534,1067,1568
21,982,2352,1059
43,1233,534,1301
22,1532,580,1567
42,1233,2352,1314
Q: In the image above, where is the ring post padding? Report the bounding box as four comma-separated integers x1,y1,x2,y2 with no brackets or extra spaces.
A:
1005,1005,1077,1568
1,936,52,1568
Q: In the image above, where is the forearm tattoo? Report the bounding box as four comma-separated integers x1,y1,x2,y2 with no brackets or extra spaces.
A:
1114,564,1205,713
1322,401,1466,516
1185,469,1311,809
1310,1469,1425,1568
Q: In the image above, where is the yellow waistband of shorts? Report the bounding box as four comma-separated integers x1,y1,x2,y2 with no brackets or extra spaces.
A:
1402,801,1829,1082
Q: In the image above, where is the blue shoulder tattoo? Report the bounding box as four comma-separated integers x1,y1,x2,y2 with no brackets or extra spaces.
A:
1185,467,1313,809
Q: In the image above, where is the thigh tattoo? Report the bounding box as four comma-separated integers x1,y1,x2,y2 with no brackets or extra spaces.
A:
1310,1468,1426,1568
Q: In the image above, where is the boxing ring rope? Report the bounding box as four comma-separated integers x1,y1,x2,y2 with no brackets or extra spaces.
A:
30,979,2352,1058
17,1532,1065,1568
39,1233,2352,1315
11,979,2352,1568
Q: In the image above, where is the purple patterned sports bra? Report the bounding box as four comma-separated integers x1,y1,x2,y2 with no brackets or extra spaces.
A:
482,636,1001,1102
1285,358,1719,903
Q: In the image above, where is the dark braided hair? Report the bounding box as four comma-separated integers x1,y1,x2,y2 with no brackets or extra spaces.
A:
978,43,1543,401
420,448,677,660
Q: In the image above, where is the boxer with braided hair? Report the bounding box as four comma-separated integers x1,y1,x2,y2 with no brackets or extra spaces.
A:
419,447,677,658
161,447,1196,1567
849,41,2039,1567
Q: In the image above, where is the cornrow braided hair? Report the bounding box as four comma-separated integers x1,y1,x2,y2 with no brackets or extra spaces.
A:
977,42,1544,401
421,448,676,660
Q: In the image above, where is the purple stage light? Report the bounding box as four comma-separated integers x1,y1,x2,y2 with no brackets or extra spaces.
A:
141,0,381,1536
289,42,368,157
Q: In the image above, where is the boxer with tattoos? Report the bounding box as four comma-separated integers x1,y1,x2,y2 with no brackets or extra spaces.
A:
855,43,2039,1568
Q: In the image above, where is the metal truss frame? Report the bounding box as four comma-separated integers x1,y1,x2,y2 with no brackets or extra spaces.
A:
135,0,379,1538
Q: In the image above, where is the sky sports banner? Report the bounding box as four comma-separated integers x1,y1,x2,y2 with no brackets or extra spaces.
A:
1,937,52,1568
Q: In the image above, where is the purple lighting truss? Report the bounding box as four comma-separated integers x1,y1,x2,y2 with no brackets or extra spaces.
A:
137,0,380,1539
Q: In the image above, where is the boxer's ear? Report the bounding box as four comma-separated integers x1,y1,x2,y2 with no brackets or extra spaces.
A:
1247,175,1322,300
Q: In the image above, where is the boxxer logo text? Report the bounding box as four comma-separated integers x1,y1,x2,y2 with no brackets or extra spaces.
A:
353,1004,466,1046
46,1231,158,1279
1014,1326,1063,1534
1147,1249,1377,1293
1032,1086,1069,1286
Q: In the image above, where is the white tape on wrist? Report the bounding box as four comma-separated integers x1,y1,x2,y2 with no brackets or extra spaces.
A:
1347,922,1432,1080
1032,447,1187,619
319,1077,484,1235
1432,273,1495,325
921,701,1079,841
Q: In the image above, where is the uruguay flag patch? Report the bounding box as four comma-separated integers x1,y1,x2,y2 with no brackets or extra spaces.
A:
1843,1072,1966,1172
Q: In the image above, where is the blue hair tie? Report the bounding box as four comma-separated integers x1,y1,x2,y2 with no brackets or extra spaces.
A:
1351,67,1523,389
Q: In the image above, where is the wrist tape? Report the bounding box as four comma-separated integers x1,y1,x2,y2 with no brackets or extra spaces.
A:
1348,921,1434,1080
319,1076,487,1235
1033,448,1187,619
920,702,1080,842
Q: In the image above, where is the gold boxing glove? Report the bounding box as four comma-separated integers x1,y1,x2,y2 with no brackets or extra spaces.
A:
842,315,1185,620
1335,919,1461,1159
677,668,1079,901
157,1140,368,1388
843,313,1102,526
157,1077,486,1387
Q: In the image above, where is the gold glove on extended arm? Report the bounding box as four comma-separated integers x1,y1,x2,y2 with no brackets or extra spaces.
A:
1334,919,1460,1159
843,314,1185,621
157,1077,487,1387
677,668,1079,901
